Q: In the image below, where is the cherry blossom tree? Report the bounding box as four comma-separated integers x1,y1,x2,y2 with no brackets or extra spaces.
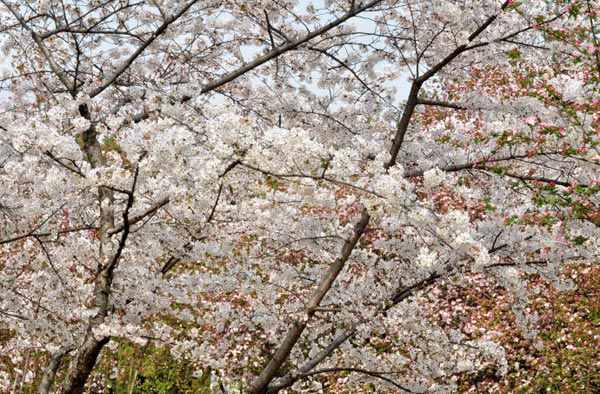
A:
0,0,597,393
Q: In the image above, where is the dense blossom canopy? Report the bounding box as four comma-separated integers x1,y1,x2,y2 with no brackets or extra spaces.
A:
0,0,598,392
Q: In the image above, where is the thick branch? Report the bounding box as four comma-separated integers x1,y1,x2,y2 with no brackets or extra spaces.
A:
249,208,370,394
60,108,137,394
60,336,110,394
384,81,422,169
266,325,358,393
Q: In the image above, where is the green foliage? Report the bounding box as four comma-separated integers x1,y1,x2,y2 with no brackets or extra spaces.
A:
571,235,589,246
505,1,522,11
87,341,211,394
507,48,522,59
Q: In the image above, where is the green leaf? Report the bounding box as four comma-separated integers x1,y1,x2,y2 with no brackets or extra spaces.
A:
507,48,522,59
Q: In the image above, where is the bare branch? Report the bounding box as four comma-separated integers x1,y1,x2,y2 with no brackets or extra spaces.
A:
264,10,277,48
266,325,358,393
484,259,550,269
239,162,384,198
404,152,571,180
268,234,545,391
299,367,419,393
502,171,578,188
34,236,67,289
0,308,27,320
129,0,384,123
205,183,223,223
160,256,180,276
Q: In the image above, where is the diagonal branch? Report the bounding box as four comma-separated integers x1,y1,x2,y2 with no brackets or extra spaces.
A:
266,324,359,393
44,150,85,177
502,171,578,188
416,98,467,110
199,0,383,95
249,208,370,394
239,161,384,198
267,233,545,391
0,308,27,320
404,151,565,178
130,0,384,123
158,160,239,276
34,236,67,289
308,45,392,105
